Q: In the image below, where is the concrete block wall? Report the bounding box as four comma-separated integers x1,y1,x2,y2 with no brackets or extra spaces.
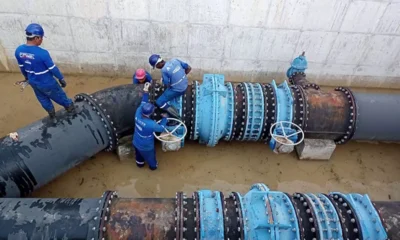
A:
0,0,399,88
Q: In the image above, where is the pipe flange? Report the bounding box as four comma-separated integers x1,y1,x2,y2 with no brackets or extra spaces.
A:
372,202,390,237
260,83,276,141
290,85,305,129
292,193,319,239
189,82,197,140
334,87,357,145
231,192,245,240
74,93,117,152
229,84,239,141
285,193,305,240
237,83,248,141
193,192,201,240
328,193,363,239
288,72,306,85
97,190,118,240
182,84,193,140
175,192,184,240
224,82,235,141
295,85,307,129
232,84,246,141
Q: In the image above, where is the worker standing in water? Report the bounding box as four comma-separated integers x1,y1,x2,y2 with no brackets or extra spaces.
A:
15,23,75,119
133,82,168,170
133,68,152,84
148,54,191,119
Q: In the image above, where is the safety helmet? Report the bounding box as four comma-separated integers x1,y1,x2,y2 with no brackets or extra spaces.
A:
25,23,44,37
135,68,146,80
142,103,155,116
149,54,162,69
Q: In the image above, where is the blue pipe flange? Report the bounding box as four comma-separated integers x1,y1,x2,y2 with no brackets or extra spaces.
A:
329,192,388,240
224,82,235,141
305,193,343,239
193,81,200,141
240,183,299,239
242,83,264,141
197,190,225,239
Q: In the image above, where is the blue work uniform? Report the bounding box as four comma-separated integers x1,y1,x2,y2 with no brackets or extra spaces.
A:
132,92,167,170
133,71,153,84
15,45,72,111
155,59,189,109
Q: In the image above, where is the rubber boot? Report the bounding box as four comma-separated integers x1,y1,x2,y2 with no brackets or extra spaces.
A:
47,108,57,124
65,103,77,116
165,106,181,120
47,108,56,119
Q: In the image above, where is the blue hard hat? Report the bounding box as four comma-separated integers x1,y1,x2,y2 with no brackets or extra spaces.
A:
25,23,44,37
142,103,155,116
149,54,161,68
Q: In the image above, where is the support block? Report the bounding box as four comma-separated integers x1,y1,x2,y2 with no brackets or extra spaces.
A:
295,139,336,160
117,135,135,162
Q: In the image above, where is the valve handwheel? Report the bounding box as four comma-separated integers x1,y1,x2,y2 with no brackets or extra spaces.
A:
154,118,188,143
270,121,304,146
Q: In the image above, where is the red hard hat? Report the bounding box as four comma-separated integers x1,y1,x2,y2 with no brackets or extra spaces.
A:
136,69,146,80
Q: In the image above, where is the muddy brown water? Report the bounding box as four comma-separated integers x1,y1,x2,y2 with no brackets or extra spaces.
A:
1,73,399,201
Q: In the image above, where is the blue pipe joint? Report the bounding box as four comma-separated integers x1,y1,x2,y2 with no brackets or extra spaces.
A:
197,190,224,239
269,80,295,150
305,193,343,239
240,183,300,239
286,53,308,78
242,83,264,141
330,192,388,240
196,74,230,147
223,82,235,140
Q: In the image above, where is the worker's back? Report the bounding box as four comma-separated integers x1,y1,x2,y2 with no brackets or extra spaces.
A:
15,45,56,87
132,106,158,151
161,58,188,92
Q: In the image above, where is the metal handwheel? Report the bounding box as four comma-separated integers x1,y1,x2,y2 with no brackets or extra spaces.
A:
270,121,304,146
153,118,187,143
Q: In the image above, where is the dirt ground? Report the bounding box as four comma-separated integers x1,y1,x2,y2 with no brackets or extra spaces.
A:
1,73,399,201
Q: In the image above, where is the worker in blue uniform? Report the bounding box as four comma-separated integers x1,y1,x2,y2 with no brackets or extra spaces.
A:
148,54,191,119
133,68,152,84
14,23,75,119
133,82,168,170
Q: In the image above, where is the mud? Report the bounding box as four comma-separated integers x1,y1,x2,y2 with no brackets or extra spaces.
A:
0,73,399,201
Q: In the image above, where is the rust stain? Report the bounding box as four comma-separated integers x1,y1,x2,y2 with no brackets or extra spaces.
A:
106,198,175,240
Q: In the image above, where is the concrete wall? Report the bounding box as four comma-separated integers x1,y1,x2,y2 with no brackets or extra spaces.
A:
0,0,399,88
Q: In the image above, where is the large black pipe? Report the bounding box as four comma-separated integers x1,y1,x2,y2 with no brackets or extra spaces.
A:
353,92,400,141
0,192,398,239
0,84,141,197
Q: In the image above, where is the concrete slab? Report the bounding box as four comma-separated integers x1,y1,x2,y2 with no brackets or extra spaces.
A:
67,0,108,19
326,33,370,65
115,53,149,77
259,30,301,61
112,20,150,54
363,35,400,67
375,3,400,34
149,0,189,23
295,32,338,63
78,52,116,76
0,14,24,49
189,0,229,25
117,135,134,162
340,1,388,33
25,0,69,16
229,0,271,27
267,0,312,29
224,27,263,60
303,0,350,31
150,23,189,56
295,139,336,160
188,25,225,58
70,18,112,52
108,0,149,20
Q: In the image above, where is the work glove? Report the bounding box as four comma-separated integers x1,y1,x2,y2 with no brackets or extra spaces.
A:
143,82,151,92
14,80,29,92
59,79,67,88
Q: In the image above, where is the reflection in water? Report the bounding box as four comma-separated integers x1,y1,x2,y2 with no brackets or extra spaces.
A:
0,73,399,200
